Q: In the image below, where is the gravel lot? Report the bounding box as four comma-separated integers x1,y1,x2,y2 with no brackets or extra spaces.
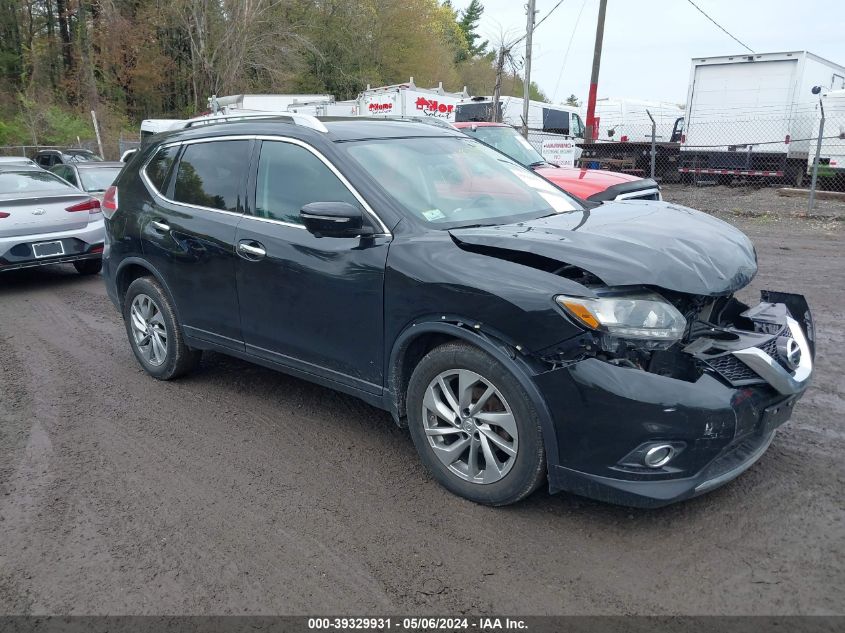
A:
1,197,843,616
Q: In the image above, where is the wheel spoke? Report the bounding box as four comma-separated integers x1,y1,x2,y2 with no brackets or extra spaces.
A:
130,308,146,333
475,411,517,437
468,385,495,416
423,386,459,426
151,332,166,363
479,425,516,456
437,376,461,417
479,433,504,476
431,436,471,467
457,370,477,411
466,435,481,478
148,310,164,326
425,426,464,437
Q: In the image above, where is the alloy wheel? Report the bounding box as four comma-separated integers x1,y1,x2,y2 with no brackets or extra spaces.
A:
422,369,518,484
129,293,168,366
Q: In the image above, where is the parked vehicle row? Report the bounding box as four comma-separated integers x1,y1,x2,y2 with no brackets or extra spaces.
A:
100,115,814,508
0,164,106,274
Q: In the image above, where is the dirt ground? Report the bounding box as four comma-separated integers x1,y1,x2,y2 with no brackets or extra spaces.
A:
0,198,843,616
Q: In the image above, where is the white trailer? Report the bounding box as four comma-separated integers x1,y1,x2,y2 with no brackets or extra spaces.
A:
358,79,468,122
140,119,185,144
208,94,333,114
286,99,359,117
679,51,845,182
585,98,684,144
807,88,845,177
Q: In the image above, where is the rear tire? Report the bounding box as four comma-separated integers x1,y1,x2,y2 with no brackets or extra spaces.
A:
73,258,102,275
406,342,545,506
123,276,201,380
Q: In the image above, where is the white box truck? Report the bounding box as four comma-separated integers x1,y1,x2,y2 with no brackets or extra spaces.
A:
357,79,468,122
584,98,684,144
679,51,845,183
807,88,845,178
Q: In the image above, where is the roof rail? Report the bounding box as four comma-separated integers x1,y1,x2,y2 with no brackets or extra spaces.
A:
181,111,329,133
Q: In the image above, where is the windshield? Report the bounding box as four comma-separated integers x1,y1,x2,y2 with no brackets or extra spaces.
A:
78,167,122,192
0,171,75,195
66,151,102,162
343,136,579,228
464,126,545,167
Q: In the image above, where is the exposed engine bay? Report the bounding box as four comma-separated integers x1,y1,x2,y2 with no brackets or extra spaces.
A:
546,289,815,396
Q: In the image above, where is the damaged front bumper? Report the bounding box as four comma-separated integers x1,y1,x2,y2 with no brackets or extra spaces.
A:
534,291,814,508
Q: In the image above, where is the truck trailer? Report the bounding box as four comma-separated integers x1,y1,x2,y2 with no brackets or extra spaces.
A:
679,51,845,184
806,88,845,182
576,98,685,180
357,79,468,122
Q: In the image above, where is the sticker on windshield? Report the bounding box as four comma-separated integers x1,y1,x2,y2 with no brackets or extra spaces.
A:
422,209,446,221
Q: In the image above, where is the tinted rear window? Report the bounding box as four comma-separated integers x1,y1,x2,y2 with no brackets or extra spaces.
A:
173,141,251,212
0,171,75,195
456,102,501,123
145,145,179,193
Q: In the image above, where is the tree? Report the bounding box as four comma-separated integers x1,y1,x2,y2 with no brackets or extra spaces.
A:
565,94,580,107
456,0,487,61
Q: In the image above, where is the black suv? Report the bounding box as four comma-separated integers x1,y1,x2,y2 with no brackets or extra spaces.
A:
103,116,814,507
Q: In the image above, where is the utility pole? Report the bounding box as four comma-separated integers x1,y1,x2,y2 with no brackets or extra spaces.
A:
521,0,537,138
585,0,608,142
492,46,507,123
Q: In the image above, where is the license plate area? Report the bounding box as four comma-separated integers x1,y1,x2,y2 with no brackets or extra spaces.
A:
32,240,65,258
760,397,797,435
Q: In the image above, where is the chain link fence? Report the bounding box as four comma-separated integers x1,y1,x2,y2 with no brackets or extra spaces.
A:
527,109,845,216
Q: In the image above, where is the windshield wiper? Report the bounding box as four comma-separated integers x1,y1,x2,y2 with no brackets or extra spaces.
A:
527,160,549,168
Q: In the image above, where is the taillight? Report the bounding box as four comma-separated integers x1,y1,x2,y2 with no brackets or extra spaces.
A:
102,186,118,220
785,134,791,144
66,198,101,214
680,134,686,144
0,212,9,219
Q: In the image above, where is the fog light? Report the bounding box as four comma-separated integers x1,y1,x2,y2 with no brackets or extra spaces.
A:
644,444,676,468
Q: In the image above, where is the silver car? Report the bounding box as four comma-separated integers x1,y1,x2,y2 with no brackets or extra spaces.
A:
0,166,105,275
49,161,124,202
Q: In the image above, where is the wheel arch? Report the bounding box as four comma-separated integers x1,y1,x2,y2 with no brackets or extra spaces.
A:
386,319,561,468
114,258,182,322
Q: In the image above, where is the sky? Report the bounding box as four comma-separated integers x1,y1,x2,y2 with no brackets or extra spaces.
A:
451,0,845,105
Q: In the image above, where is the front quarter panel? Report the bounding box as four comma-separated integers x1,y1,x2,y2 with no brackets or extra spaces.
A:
384,231,588,355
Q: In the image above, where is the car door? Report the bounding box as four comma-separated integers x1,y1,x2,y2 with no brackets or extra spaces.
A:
234,138,390,393
140,138,252,350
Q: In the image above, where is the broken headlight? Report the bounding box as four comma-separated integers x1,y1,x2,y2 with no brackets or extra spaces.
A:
555,290,687,341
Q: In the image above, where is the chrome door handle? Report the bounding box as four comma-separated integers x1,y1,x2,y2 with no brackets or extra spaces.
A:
150,220,170,231
237,241,266,258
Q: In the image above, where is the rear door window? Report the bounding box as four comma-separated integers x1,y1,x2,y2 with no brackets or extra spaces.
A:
145,145,179,193
172,140,251,212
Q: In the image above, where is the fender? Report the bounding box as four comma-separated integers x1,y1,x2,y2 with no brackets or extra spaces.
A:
113,256,183,323
386,319,561,470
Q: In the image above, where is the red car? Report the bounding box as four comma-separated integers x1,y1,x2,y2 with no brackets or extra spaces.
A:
453,121,661,203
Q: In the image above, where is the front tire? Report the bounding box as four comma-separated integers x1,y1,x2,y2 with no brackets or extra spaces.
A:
123,276,201,380
406,342,545,506
73,258,102,275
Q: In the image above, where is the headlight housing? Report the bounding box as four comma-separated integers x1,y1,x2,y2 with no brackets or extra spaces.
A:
555,290,686,341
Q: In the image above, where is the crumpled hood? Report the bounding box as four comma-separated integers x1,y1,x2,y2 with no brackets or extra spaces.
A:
449,201,757,296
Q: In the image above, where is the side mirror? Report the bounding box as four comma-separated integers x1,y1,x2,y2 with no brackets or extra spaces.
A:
299,202,373,238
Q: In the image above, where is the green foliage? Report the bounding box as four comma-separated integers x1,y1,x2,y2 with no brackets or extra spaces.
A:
456,0,488,60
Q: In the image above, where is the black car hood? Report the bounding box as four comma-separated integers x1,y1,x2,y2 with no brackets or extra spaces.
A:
449,201,757,296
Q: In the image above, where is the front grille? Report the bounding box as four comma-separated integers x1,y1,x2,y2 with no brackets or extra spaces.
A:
706,354,762,383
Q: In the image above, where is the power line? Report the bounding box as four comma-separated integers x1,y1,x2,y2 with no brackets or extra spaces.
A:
512,0,566,46
685,0,754,53
552,0,588,102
